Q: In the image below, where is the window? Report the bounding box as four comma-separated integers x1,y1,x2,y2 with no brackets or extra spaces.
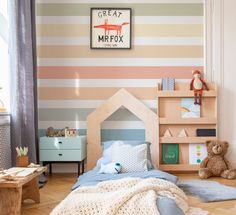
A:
0,0,9,111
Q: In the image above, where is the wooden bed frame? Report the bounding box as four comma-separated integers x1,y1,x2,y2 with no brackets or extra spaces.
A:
87,89,159,170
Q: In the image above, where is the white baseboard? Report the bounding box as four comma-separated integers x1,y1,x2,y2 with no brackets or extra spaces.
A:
226,140,236,168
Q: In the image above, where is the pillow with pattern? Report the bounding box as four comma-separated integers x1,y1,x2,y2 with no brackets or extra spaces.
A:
110,143,148,173
97,140,154,170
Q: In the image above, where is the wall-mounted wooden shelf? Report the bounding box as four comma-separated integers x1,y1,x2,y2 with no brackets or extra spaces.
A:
157,82,217,172
157,91,216,98
160,136,217,143
159,118,217,125
159,164,199,171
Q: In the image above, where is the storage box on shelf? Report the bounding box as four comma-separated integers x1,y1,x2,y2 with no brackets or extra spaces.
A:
157,82,217,172
39,136,86,175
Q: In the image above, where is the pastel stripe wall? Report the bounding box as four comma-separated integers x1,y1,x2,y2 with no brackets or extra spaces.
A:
36,0,204,140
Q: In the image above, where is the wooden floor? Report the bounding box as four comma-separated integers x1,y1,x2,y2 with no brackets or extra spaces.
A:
21,173,236,215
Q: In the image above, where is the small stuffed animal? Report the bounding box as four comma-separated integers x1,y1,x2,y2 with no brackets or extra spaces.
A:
46,127,55,137
55,130,62,137
190,70,209,105
199,140,236,179
65,128,77,137
99,162,122,174
60,127,67,137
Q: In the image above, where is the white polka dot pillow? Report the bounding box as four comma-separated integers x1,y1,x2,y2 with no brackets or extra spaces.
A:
110,143,148,173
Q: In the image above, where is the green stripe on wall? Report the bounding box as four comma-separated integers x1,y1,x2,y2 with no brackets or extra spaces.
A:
38,108,157,121
39,129,145,141
36,4,203,16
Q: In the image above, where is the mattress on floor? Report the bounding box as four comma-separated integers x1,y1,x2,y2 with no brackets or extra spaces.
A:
72,167,184,215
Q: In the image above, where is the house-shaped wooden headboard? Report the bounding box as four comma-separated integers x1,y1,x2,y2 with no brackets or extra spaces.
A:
86,88,159,170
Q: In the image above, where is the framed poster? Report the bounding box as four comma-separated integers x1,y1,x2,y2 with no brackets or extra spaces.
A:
90,8,132,49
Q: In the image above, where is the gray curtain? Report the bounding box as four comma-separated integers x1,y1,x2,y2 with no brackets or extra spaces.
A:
9,0,38,165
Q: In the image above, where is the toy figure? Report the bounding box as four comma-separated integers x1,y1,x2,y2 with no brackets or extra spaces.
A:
46,127,55,137
190,70,209,105
99,162,122,174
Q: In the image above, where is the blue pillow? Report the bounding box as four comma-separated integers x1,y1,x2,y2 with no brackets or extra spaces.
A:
100,140,154,170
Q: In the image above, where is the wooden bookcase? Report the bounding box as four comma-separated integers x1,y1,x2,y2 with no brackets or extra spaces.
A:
157,82,217,172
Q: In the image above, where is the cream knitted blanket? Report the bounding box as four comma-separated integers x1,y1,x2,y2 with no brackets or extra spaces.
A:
51,177,208,215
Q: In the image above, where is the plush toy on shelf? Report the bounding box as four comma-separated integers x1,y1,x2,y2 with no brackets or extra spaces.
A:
190,70,209,105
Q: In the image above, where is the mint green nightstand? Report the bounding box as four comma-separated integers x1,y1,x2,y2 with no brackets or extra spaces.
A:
39,136,86,175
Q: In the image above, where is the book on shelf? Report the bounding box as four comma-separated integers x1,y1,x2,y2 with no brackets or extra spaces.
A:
196,129,216,137
181,98,200,118
162,144,179,164
2,167,38,178
189,143,207,164
161,78,175,90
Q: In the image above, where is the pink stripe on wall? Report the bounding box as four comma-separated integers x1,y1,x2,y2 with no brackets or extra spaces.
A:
37,66,204,79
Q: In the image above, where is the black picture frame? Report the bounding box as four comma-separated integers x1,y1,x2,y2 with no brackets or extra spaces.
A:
90,8,132,49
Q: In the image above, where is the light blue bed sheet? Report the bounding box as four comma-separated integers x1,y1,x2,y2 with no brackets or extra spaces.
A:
73,167,177,189
72,167,184,215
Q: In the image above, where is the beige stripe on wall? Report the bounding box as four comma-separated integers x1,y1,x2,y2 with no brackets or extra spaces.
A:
37,45,203,58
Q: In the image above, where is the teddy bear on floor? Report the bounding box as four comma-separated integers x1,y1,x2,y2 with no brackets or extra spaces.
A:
199,140,236,179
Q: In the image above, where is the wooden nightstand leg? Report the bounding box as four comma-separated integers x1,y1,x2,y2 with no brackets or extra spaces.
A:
42,162,46,176
0,187,22,215
78,162,81,175
22,177,40,203
82,160,85,174
49,163,52,174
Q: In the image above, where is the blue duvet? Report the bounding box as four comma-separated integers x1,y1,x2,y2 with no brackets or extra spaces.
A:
72,167,184,215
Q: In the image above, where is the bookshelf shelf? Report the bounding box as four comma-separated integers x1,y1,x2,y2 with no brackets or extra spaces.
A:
159,164,199,171
159,118,217,125
157,82,217,172
160,137,217,144
157,90,216,98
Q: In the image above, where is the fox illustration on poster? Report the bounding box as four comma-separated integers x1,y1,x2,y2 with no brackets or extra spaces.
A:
90,8,132,49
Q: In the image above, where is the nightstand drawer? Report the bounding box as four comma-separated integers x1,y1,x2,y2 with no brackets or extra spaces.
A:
40,136,86,150
40,149,84,161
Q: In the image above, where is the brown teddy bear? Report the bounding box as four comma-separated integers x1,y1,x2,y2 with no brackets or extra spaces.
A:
199,140,236,179
46,127,55,137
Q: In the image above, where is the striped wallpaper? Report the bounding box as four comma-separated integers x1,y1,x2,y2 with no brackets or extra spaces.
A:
36,0,204,140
